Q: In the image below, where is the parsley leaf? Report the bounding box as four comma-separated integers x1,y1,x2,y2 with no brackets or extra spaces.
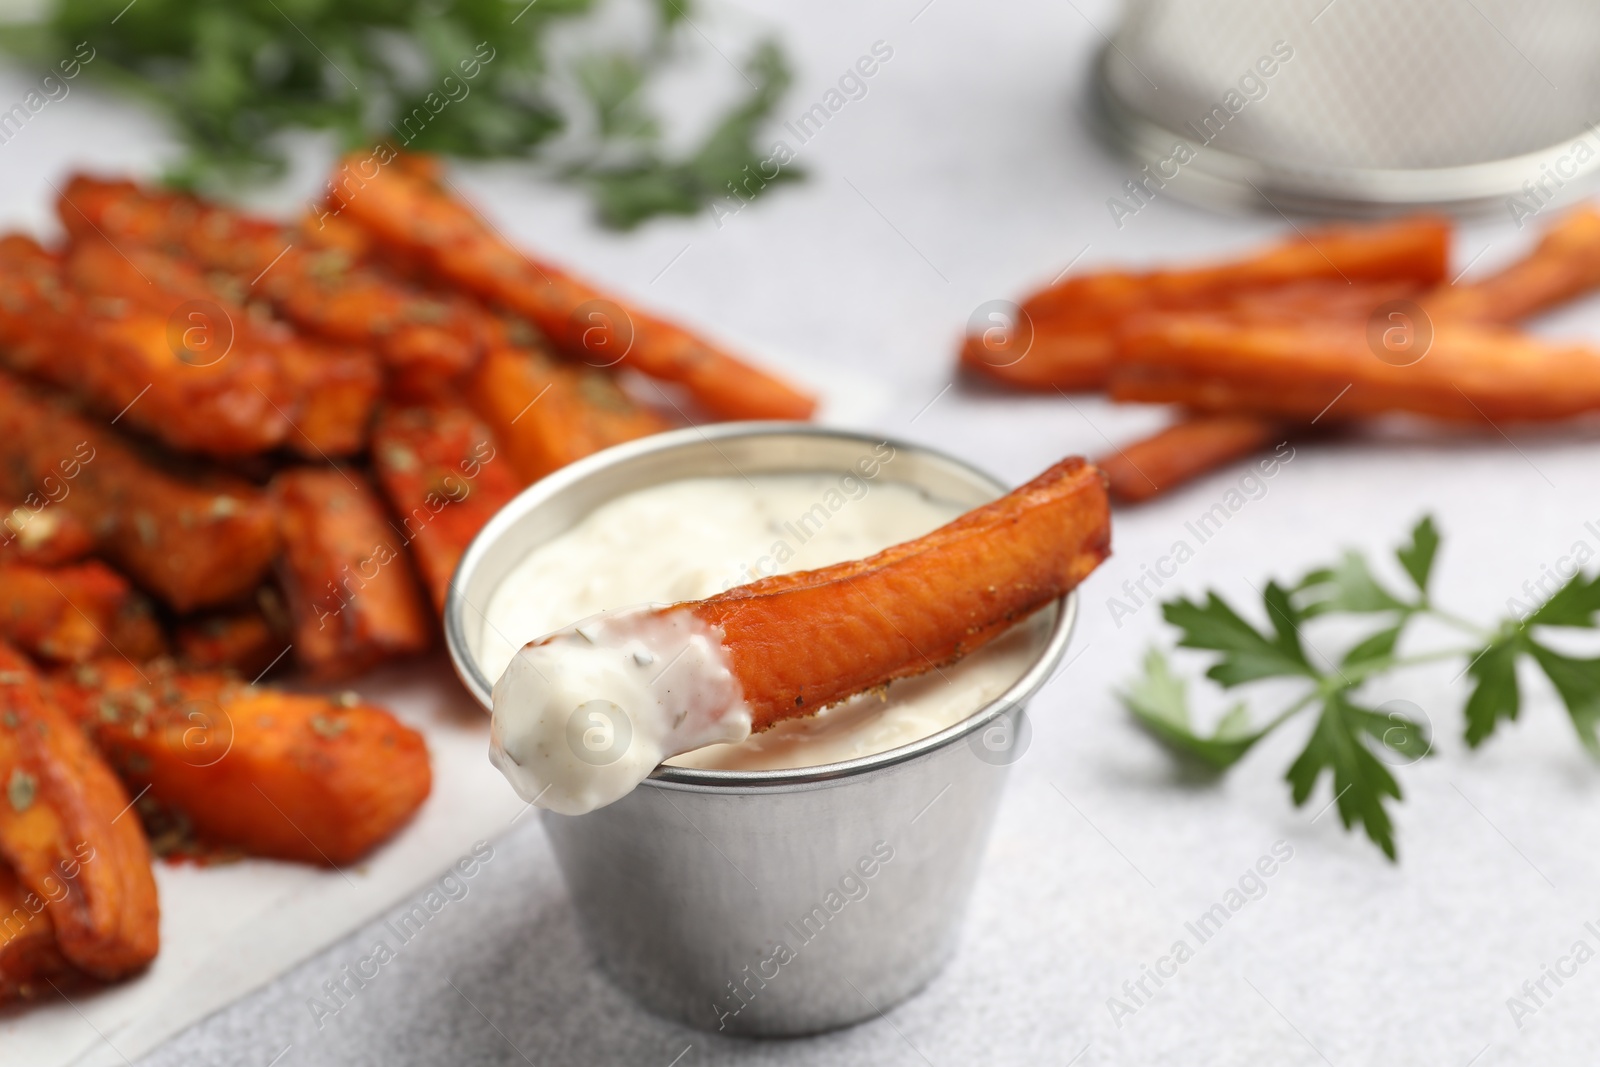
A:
575,52,660,144
584,41,802,229
1262,580,1309,657
1525,571,1600,629
1133,514,1600,862
1396,515,1440,594
1286,693,1404,860
1341,623,1402,668
1163,590,1314,687
1346,701,1433,763
1123,649,1274,769
1463,633,1522,747
1298,551,1408,616
12,0,800,228
1525,641,1600,757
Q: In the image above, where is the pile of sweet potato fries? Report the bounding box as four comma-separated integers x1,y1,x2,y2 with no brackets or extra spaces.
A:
962,206,1600,501
0,152,815,1002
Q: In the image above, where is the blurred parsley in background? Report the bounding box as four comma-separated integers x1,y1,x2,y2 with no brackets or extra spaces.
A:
1,0,800,228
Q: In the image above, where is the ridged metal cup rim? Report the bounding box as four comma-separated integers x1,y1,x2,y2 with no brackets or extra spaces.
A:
443,422,1079,795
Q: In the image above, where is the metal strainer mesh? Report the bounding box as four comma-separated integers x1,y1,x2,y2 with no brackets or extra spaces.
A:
1099,0,1600,208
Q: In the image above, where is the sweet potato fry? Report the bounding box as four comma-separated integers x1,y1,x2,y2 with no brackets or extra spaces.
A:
1426,204,1600,323
0,860,81,1002
63,237,381,458
53,659,432,866
64,238,382,460
370,397,522,612
0,373,281,611
324,155,818,421
1092,285,1348,505
1096,415,1292,504
966,217,1450,392
58,175,485,394
688,456,1110,730
0,644,158,980
1112,315,1600,424
0,235,291,457
279,339,384,458
296,206,377,262
272,467,432,680
463,340,670,484
495,459,1108,813
1029,217,1450,319
174,590,290,679
1210,279,1426,324
0,503,94,567
0,562,164,664
960,330,1112,393
1096,206,1600,504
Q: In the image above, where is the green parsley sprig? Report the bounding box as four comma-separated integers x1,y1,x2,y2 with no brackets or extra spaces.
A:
1125,517,1600,860
3,0,797,228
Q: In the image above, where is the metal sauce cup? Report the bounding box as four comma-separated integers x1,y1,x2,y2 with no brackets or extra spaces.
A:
445,424,1078,1036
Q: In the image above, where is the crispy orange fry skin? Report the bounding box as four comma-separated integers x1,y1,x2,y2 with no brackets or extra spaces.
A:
1096,415,1291,504
0,562,163,664
1082,282,1411,505
960,330,1115,392
278,339,383,458
0,236,291,457
296,208,377,262
58,175,485,393
272,467,432,681
965,217,1450,392
1205,279,1425,324
174,605,285,679
1027,217,1450,318
63,238,382,459
1112,315,1600,423
463,341,670,484
0,504,94,567
0,645,158,980
1094,205,1600,504
1425,204,1600,323
53,659,432,866
676,458,1110,731
370,398,522,613
325,156,818,421
0,373,281,612
0,860,83,1002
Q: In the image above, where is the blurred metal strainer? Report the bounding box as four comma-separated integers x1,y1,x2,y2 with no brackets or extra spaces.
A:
1095,0,1600,219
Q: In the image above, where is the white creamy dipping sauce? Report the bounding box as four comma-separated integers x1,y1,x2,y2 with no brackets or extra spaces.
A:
480,471,1051,812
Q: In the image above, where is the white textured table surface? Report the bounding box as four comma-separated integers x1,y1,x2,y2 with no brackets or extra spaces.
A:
5,1,1600,1064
